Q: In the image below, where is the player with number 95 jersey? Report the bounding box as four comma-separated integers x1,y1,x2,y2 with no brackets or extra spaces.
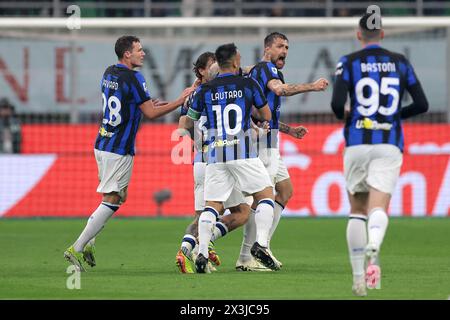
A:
331,13,428,297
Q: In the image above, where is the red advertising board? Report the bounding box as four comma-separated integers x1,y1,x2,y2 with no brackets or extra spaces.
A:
0,124,448,217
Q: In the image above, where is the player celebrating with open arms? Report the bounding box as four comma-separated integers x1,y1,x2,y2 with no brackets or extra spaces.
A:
184,43,280,272
236,32,329,271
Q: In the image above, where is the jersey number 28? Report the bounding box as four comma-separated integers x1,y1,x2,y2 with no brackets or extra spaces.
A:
102,93,122,126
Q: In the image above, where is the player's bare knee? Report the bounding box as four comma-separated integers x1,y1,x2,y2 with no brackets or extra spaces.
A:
103,192,122,205
253,187,275,203
349,199,367,214
230,204,251,224
348,192,368,215
275,179,293,205
205,201,223,214
186,221,198,236
276,187,293,205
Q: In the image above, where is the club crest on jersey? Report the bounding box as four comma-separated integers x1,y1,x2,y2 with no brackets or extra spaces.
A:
142,82,148,92
271,67,278,75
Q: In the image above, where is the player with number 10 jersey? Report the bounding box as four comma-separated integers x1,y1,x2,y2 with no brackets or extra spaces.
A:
188,65,268,164
185,43,280,272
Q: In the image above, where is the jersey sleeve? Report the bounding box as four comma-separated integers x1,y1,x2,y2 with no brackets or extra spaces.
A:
187,86,203,121
131,72,151,105
250,62,280,90
260,62,281,88
334,56,350,84
404,59,418,88
400,58,429,119
250,78,268,109
180,92,194,117
331,56,350,120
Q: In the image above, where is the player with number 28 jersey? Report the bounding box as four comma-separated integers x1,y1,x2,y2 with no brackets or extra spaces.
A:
95,64,150,156
64,36,193,273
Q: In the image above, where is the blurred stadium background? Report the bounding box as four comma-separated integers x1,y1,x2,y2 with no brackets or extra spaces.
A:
0,0,449,218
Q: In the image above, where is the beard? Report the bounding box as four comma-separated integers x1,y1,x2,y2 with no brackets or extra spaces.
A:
271,55,286,69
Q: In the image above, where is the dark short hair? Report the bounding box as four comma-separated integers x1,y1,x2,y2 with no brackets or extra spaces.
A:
264,32,288,48
215,43,237,69
359,13,382,41
115,35,140,59
0,98,12,110
193,52,216,79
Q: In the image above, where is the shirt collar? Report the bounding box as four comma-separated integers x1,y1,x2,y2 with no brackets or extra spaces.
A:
217,72,235,78
116,63,129,69
364,43,381,50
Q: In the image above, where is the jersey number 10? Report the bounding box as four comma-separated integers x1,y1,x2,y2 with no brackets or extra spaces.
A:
212,104,243,136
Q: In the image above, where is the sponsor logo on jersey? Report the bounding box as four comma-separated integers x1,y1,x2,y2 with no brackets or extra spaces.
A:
207,138,240,150
99,127,114,137
356,118,393,131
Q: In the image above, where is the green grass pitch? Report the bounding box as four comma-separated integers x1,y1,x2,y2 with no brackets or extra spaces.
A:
0,217,449,300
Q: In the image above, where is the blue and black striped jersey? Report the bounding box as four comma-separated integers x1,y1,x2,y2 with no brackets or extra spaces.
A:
332,44,427,152
180,91,207,163
95,64,151,156
249,61,284,148
187,73,267,163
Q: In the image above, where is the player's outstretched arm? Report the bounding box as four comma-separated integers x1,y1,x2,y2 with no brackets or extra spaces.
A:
139,87,194,120
279,121,308,139
267,78,329,97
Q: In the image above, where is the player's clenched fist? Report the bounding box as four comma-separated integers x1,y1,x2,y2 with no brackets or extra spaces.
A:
289,125,308,139
312,78,329,91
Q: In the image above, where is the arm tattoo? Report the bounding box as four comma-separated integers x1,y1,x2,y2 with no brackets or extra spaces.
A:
278,121,290,134
270,80,314,96
282,83,314,96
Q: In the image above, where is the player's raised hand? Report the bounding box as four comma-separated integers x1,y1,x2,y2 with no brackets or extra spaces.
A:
312,78,329,91
192,78,202,89
176,86,196,104
289,125,308,139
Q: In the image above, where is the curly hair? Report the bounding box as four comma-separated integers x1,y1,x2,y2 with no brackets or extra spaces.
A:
193,52,216,80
